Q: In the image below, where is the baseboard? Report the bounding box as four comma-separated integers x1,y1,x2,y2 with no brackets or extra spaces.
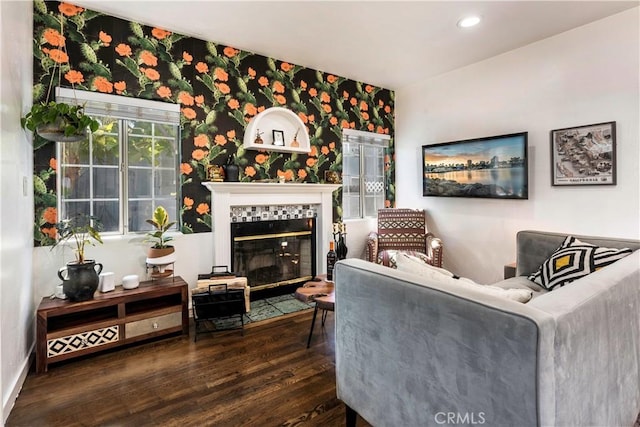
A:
2,345,34,425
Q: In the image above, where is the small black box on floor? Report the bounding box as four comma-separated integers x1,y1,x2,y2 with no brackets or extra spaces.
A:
192,284,245,341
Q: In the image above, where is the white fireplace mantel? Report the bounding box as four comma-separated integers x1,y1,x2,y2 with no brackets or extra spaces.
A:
202,182,341,275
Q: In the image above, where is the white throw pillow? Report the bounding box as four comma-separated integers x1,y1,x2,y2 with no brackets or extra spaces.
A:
395,253,533,303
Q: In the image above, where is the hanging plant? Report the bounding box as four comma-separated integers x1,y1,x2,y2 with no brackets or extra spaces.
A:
21,101,100,142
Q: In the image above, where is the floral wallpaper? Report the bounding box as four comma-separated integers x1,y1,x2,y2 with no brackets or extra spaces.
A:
31,1,395,246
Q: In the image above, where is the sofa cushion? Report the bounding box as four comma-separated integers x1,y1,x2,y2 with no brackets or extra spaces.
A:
492,277,548,300
528,236,633,290
396,253,533,303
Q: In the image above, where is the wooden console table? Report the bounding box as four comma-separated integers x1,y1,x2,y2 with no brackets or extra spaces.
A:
36,276,188,373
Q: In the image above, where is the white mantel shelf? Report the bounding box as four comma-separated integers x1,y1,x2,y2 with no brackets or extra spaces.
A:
202,181,341,276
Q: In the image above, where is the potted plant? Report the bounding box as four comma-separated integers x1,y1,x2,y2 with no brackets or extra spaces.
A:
54,214,104,301
21,101,100,142
145,206,177,277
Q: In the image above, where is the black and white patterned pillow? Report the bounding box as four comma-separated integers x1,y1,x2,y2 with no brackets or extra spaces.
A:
528,236,632,290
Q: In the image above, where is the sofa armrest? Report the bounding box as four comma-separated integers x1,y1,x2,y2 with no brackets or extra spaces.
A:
365,231,378,263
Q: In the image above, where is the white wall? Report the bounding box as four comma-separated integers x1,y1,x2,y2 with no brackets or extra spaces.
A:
395,8,640,284
0,1,35,422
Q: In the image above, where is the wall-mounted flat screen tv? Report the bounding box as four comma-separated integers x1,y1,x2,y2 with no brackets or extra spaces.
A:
423,132,528,199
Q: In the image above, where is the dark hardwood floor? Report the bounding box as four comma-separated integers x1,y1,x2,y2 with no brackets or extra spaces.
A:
7,311,370,427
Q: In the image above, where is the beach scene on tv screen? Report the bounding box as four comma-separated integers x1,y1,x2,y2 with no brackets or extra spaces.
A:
423,135,527,198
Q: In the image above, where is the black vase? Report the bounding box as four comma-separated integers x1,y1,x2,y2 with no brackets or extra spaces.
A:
58,260,103,302
336,235,348,260
224,163,239,182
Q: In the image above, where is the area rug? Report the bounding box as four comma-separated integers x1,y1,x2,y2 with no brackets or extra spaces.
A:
206,293,314,330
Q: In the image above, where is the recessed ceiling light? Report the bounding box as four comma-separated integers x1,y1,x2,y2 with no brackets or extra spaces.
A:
457,15,481,28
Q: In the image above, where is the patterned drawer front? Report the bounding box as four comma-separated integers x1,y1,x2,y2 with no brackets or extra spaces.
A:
125,312,182,339
47,326,119,358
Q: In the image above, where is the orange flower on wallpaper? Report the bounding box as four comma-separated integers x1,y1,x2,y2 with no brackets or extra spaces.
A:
48,49,69,64
280,62,292,72
64,70,84,84
340,119,349,129
244,103,257,116
196,203,210,215
42,207,57,224
343,90,349,99
378,126,385,135
99,31,112,46
321,146,329,155
367,123,375,132
41,227,57,239
308,88,317,97
244,166,256,177
143,68,160,81
307,114,315,123
194,134,209,147
182,108,197,120
180,163,193,175
258,76,269,87
320,92,330,103
214,68,228,81
58,3,83,16
248,67,256,78
182,51,193,64
277,169,293,181
93,76,113,93
194,95,204,105
215,83,230,95
360,101,368,111
43,28,65,47
115,43,132,57
384,105,391,114
227,99,239,110
350,122,356,129
192,149,207,161
157,86,172,98
298,112,308,124
114,81,126,94
365,85,374,93
322,104,331,114
378,99,384,107
183,197,194,209
329,117,338,126
195,62,209,73
275,95,286,105
329,142,335,150
327,75,337,84
178,91,194,106
306,158,317,167
350,97,357,106
151,28,171,40
255,154,268,165
361,112,369,121
49,157,57,170
139,50,158,67
223,47,238,57
298,169,307,179
226,130,236,139
300,81,307,90
214,135,227,146
272,81,285,94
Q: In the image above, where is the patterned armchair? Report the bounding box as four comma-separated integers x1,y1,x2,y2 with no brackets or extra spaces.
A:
366,208,443,268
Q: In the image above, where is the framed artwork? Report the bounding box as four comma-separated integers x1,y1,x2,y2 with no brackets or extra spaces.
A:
550,121,616,186
272,129,285,146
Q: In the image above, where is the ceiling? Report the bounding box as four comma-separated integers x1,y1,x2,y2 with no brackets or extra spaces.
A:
72,1,638,90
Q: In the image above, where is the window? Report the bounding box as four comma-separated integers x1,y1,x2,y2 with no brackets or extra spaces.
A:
341,129,390,219
55,88,181,234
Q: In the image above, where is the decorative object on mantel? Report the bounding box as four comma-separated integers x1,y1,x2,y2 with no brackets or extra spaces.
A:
324,170,341,184
290,128,301,148
273,129,285,146
207,164,224,182
223,155,240,182
54,213,104,302
145,206,177,279
333,221,348,260
254,129,264,144
551,121,616,186
20,12,99,142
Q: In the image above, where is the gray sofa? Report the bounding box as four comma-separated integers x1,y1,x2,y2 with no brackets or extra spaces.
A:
334,230,640,427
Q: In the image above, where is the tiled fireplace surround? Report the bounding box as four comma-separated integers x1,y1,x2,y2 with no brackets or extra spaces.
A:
203,182,341,278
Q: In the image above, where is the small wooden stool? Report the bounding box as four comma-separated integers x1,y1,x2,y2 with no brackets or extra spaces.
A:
295,275,335,348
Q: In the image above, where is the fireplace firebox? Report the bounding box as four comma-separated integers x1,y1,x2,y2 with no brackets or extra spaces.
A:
231,218,316,292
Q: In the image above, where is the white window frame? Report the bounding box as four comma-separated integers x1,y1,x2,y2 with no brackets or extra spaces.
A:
341,129,391,219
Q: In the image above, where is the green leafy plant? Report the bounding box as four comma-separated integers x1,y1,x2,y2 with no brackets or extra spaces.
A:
146,206,176,249
21,101,100,138
53,213,103,264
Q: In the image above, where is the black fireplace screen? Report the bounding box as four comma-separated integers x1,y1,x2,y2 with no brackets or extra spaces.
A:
231,218,316,291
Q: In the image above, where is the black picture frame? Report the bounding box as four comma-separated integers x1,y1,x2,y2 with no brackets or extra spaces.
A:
272,130,285,146
422,132,528,199
550,121,616,186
